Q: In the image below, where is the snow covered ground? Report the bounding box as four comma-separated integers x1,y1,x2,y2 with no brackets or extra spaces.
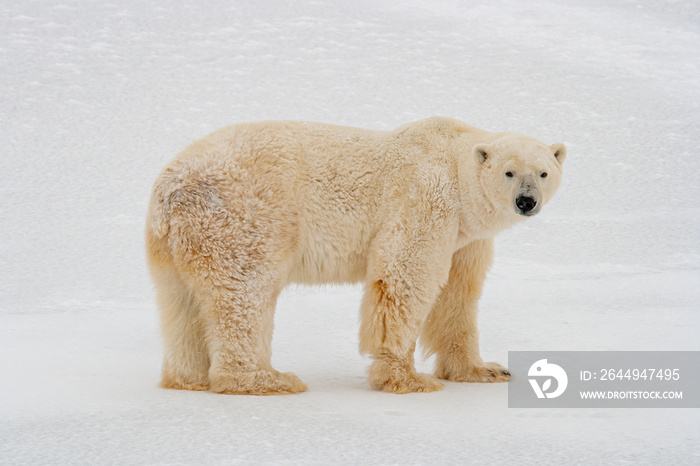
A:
1,0,699,463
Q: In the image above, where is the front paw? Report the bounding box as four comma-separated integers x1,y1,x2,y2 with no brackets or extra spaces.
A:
376,371,445,394
369,358,444,393
438,362,511,383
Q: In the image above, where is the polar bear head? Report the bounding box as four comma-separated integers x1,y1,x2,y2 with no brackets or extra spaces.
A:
472,135,566,218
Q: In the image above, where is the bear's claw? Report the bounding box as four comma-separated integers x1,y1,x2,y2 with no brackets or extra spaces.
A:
437,362,511,383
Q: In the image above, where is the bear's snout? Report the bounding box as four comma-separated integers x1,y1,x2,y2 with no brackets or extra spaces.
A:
515,195,538,216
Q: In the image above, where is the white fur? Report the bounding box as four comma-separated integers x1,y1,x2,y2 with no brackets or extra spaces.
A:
145,116,565,394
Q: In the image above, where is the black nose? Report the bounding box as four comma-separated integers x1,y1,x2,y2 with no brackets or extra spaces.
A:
516,195,537,213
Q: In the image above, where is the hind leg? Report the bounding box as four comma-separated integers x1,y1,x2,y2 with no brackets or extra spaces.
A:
148,243,210,391
162,179,306,395
201,277,307,395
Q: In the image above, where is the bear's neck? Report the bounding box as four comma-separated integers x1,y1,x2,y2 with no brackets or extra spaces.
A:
457,158,517,241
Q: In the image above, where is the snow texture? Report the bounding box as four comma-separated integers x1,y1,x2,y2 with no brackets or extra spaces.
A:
1,0,699,464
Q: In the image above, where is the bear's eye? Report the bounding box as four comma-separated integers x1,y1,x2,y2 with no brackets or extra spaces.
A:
540,172,548,178
505,171,514,178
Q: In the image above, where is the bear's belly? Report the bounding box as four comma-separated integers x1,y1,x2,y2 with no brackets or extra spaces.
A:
288,239,368,285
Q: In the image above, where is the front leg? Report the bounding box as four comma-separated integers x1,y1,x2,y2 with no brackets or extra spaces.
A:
421,239,511,383
359,218,455,393
360,279,445,394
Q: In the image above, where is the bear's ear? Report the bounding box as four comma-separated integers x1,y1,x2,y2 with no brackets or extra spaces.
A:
551,143,567,164
473,144,490,164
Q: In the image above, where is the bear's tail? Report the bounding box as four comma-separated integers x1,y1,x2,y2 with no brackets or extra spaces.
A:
147,169,183,240
147,166,223,241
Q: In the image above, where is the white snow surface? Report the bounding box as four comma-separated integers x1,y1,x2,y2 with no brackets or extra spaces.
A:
1,0,699,464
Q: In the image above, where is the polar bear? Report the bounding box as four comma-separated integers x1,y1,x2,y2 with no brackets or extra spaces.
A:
146,116,566,395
